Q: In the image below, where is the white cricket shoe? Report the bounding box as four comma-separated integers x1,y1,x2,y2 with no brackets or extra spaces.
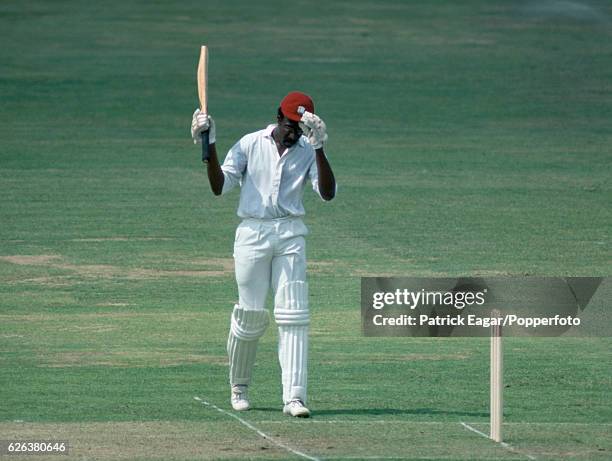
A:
231,385,250,411
283,399,310,418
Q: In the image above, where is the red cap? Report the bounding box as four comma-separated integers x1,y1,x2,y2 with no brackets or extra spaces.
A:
280,91,315,122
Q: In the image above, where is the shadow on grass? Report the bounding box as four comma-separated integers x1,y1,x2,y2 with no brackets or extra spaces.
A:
314,408,489,417
252,407,488,417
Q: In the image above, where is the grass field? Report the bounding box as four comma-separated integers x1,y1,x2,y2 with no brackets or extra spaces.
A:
1,0,611,460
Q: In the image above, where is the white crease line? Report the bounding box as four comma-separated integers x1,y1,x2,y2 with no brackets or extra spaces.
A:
194,396,321,461
460,421,492,438
461,422,536,460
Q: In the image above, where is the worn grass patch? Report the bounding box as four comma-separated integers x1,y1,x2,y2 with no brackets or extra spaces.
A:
38,351,227,368
3,420,606,460
0,421,283,460
0,254,235,281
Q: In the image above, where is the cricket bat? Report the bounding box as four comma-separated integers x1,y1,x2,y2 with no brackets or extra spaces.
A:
197,45,210,162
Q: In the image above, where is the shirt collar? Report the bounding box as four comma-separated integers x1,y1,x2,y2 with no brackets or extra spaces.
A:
264,124,275,138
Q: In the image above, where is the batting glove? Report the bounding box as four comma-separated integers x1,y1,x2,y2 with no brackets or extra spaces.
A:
300,111,327,149
191,108,216,144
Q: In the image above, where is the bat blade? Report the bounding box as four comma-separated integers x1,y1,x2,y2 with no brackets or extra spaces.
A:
197,46,208,114
197,45,210,162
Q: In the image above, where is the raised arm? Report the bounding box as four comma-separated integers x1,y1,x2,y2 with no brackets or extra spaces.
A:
315,148,335,201
204,143,224,196
300,111,335,201
192,109,224,195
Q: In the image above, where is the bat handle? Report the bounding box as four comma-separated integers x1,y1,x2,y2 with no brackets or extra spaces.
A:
201,130,210,162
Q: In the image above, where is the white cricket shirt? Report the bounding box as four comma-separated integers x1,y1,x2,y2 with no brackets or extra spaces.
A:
221,124,328,219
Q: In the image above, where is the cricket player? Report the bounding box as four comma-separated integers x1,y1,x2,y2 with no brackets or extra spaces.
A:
191,92,336,417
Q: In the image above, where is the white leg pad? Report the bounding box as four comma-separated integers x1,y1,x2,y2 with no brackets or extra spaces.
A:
274,281,309,404
227,305,269,386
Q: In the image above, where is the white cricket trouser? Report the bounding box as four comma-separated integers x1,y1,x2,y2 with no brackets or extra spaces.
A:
227,216,309,404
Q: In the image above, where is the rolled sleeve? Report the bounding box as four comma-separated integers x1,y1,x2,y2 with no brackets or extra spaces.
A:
221,140,247,194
